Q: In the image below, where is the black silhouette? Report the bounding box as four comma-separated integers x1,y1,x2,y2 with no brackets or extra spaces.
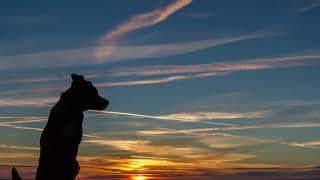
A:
12,74,109,180
12,167,22,180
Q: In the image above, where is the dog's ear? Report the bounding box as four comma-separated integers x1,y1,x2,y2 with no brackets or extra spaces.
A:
71,74,84,82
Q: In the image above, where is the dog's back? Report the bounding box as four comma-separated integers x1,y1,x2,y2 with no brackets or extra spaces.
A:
12,167,22,180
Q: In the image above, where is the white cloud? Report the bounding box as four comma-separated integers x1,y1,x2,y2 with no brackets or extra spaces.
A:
95,0,192,59
95,34,264,63
0,97,56,107
96,72,226,87
216,122,320,131
156,111,267,121
282,140,320,149
0,34,264,70
112,55,320,76
297,1,320,13
90,110,238,126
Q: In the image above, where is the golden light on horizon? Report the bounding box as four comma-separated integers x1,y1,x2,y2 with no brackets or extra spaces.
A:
132,175,148,180
117,158,172,172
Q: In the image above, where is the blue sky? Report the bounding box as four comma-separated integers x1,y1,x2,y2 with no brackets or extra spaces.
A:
0,0,320,179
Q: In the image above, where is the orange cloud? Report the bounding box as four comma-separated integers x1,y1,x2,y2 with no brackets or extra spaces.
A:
82,138,259,175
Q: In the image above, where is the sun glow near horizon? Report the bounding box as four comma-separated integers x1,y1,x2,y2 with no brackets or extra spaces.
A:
132,175,148,180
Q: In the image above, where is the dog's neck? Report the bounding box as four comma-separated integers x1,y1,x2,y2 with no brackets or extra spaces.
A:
55,99,85,114
57,91,88,112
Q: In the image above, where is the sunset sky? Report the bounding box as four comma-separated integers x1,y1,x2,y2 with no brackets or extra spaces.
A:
1,0,320,179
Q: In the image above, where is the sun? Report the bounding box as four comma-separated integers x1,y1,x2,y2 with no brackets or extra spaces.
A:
132,175,147,180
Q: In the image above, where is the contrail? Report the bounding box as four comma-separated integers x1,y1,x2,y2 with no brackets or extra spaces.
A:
96,72,224,87
0,119,47,124
0,122,109,139
96,0,192,59
0,144,39,150
0,98,237,126
0,123,43,131
89,110,238,126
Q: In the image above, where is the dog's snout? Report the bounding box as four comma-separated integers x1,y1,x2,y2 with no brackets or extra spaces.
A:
102,99,109,109
95,96,109,110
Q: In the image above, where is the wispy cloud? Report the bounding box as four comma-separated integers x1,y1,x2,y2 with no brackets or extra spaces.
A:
95,33,266,63
95,0,192,59
0,74,98,84
90,110,237,126
137,128,218,135
197,133,271,149
282,140,320,149
96,72,227,87
0,123,43,131
297,1,320,13
139,122,320,134
156,111,267,121
0,47,93,70
305,112,320,118
0,153,36,159
272,99,320,106
137,126,319,150
83,138,256,170
138,128,272,148
0,144,39,151
0,34,265,70
0,116,46,131
0,120,110,140
0,118,47,124
0,97,241,126
0,97,56,107
215,122,320,131
112,55,320,76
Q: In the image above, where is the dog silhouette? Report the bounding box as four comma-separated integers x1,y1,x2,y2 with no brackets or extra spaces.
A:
12,74,109,180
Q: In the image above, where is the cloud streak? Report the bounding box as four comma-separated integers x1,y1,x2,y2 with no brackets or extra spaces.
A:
138,128,272,148
112,55,320,76
0,144,39,151
156,111,267,121
96,72,227,87
284,140,320,149
0,74,98,84
83,138,257,170
95,34,266,63
90,110,237,126
138,122,320,136
297,1,320,13
95,0,192,59
0,34,264,70
213,122,320,131
0,97,56,107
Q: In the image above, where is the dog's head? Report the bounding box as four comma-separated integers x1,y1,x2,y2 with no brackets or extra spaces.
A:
62,74,109,111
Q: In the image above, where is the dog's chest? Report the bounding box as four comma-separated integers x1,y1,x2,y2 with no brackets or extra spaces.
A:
62,113,83,143
46,107,84,145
